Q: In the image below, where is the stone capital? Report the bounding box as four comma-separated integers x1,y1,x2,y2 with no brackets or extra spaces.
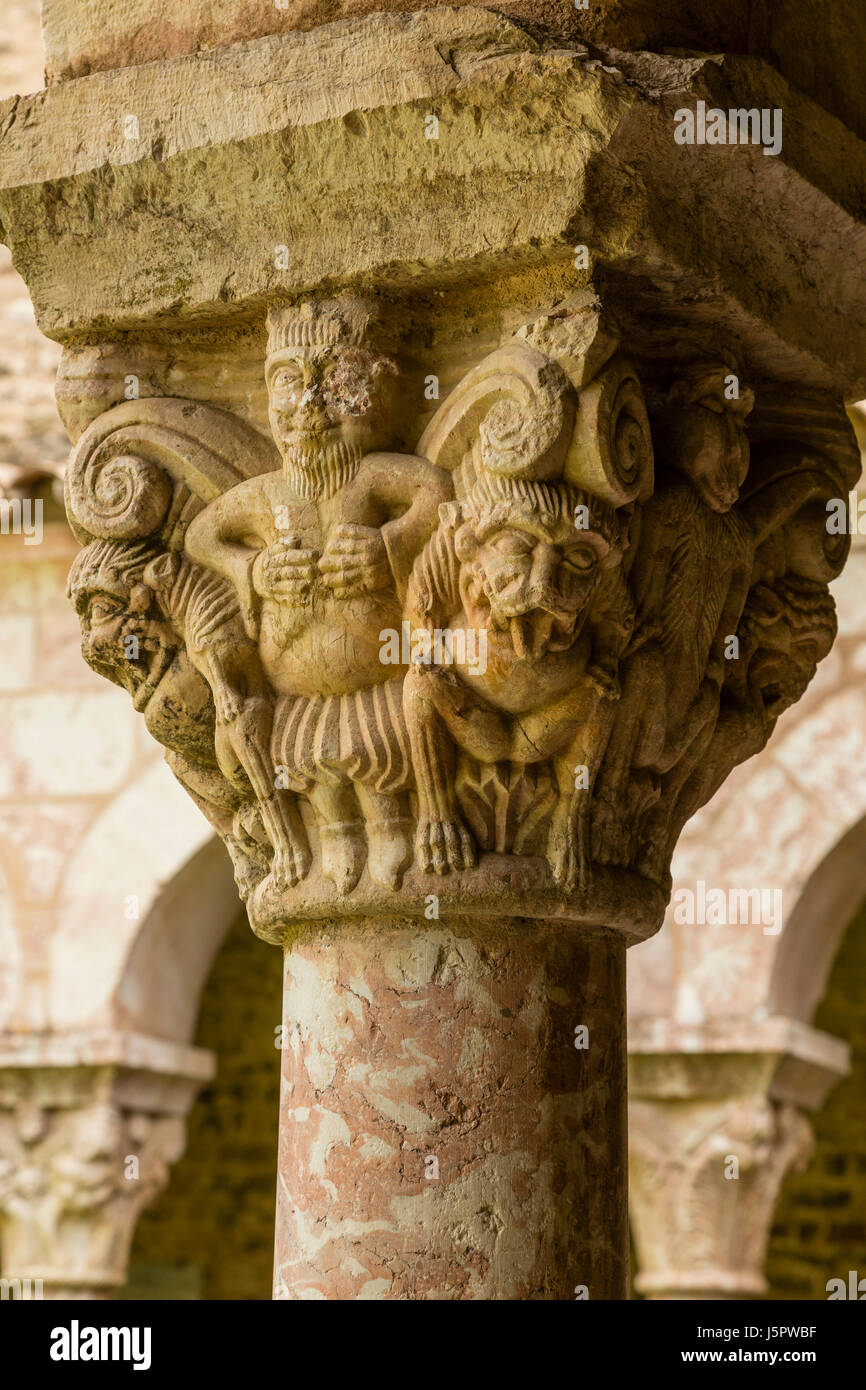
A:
0,1032,213,1298
53,289,858,945
628,1020,848,1299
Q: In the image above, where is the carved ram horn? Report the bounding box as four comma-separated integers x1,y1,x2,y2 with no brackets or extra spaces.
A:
65,397,279,547
562,354,654,507
416,342,576,489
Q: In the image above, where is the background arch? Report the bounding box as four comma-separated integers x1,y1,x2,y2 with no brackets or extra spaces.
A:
51,757,239,1042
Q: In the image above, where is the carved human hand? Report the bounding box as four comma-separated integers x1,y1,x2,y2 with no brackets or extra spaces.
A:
252,538,319,599
318,522,390,597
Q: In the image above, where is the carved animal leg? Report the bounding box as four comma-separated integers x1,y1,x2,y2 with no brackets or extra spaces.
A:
592,647,666,849
201,648,244,725
407,664,512,764
546,692,617,894
210,693,311,891
635,698,722,881
308,783,366,896
224,834,268,899
547,764,589,893
354,786,413,891
655,680,720,773
403,666,477,875
164,749,268,897
501,678,616,893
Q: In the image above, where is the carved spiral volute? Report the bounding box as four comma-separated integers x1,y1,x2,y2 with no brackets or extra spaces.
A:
66,437,173,543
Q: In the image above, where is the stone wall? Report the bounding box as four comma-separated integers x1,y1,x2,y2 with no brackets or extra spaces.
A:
0,517,152,1033
0,0,65,482
38,0,866,141
767,896,866,1299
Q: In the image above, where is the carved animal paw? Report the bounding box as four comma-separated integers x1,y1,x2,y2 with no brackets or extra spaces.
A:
366,822,413,891
586,659,620,701
216,687,243,724
270,842,307,891
415,816,477,875
225,838,267,899
548,820,592,895
320,823,366,896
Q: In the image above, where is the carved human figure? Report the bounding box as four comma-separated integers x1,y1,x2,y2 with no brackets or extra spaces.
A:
185,298,451,893
403,472,633,890
593,363,756,866
639,572,837,878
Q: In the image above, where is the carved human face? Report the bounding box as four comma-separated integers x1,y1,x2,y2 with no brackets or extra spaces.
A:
456,512,607,659
49,1105,124,1212
76,581,173,711
669,371,753,512
267,344,398,477
741,584,832,720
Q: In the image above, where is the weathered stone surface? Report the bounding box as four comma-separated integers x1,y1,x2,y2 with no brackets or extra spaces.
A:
59,290,856,931
275,919,626,1299
2,12,866,403
0,0,65,484
39,1,866,146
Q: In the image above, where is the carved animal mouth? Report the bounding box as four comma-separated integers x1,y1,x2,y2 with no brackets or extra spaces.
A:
489,607,577,658
700,482,738,512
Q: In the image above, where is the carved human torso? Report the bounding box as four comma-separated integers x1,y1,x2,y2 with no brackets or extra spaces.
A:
203,457,440,698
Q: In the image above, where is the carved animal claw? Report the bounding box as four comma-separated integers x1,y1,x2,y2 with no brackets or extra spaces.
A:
548,815,592,895
216,687,243,723
416,816,477,875
270,841,308,891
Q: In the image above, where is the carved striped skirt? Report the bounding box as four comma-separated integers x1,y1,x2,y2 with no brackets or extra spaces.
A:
271,677,411,796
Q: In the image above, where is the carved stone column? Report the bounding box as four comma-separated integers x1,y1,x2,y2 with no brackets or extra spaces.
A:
0,1035,212,1299
628,1021,848,1300
2,1,864,1299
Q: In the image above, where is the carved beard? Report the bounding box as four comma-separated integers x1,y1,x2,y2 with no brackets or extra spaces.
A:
281,437,364,500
